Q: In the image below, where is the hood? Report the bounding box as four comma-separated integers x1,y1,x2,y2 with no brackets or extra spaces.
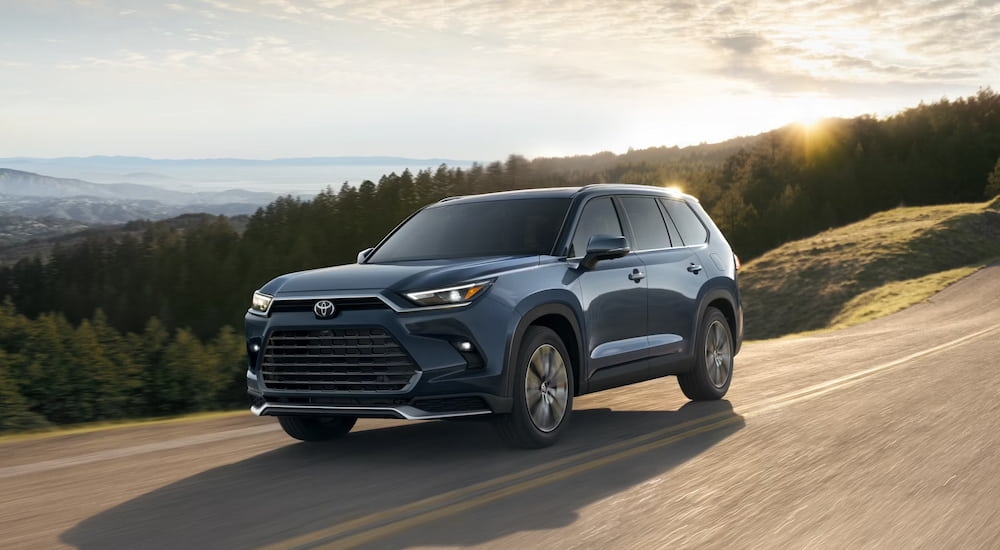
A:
261,255,542,296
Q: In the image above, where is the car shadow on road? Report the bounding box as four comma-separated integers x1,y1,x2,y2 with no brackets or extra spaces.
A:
62,400,742,549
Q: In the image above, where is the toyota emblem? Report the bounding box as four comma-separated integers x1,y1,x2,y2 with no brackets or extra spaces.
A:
313,300,336,319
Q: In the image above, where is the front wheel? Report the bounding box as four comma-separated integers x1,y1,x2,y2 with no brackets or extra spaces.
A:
678,307,733,400
494,326,574,449
277,415,357,442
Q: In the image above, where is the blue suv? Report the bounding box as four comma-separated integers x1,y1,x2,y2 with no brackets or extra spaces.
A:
245,184,742,448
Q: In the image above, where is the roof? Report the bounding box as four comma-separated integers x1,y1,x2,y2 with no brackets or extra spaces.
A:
434,183,693,206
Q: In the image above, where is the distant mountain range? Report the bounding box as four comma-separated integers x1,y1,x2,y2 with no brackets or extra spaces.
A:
0,155,469,167
0,194,268,225
0,168,277,205
0,156,475,194
0,213,91,250
0,156,476,250
0,168,278,239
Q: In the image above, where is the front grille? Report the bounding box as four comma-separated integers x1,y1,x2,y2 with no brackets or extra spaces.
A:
269,297,389,314
260,328,418,392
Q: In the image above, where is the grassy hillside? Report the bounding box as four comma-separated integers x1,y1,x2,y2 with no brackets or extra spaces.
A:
740,196,1000,340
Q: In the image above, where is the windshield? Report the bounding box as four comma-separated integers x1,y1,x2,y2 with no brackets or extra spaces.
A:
368,197,571,262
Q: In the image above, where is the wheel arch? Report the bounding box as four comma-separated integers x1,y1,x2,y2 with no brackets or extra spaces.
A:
506,299,585,398
695,280,742,355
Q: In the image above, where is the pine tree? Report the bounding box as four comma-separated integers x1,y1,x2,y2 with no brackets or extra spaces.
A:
986,156,1000,199
0,351,50,433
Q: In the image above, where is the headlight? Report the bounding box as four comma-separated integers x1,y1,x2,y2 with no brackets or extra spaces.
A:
250,291,273,314
404,280,493,307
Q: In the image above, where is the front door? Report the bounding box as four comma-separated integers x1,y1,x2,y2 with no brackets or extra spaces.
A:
569,196,648,378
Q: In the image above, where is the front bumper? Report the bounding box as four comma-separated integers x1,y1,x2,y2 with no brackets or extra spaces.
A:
245,292,514,420
250,402,493,420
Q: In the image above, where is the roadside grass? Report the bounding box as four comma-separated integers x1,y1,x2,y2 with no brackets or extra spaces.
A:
828,265,982,328
740,196,1000,340
0,409,248,443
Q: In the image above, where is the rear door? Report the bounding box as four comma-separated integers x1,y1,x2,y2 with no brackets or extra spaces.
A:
618,195,706,365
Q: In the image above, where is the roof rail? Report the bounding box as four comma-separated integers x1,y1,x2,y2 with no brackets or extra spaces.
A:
438,196,464,202
577,183,685,196
578,183,638,191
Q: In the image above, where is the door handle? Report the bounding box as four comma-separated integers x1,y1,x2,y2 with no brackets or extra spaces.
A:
628,269,645,283
687,263,703,274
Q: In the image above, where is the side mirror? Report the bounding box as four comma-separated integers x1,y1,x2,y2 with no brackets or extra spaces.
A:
357,248,374,263
580,235,629,270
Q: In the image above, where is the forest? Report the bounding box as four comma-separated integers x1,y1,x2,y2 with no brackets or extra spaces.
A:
2,89,1000,432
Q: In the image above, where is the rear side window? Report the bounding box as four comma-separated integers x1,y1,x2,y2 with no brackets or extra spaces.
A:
619,196,672,250
570,197,624,257
661,199,708,245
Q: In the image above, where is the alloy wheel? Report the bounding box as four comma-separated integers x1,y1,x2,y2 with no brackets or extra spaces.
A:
524,343,570,432
704,319,733,388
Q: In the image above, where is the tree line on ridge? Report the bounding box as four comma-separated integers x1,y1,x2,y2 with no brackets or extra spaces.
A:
1,89,999,431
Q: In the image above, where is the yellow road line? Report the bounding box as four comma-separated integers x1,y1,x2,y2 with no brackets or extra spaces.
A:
258,410,737,550
263,323,1000,550
743,323,1000,417
318,416,744,550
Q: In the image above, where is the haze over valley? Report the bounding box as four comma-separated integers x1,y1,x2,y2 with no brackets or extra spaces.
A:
0,156,472,247
0,156,473,194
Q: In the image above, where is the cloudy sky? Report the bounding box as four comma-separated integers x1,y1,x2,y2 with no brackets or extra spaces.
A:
2,0,998,162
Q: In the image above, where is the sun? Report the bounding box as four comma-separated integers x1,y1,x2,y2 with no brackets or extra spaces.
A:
795,112,824,129
785,94,832,129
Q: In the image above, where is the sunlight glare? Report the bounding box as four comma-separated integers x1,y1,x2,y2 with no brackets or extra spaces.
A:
786,94,830,129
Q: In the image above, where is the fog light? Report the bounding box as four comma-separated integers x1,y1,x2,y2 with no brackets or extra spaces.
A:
456,341,474,352
247,338,262,373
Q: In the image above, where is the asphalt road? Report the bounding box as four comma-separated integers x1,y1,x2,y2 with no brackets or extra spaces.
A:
3,264,1000,550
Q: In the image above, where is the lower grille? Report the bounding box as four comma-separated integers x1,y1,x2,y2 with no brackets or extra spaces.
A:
261,328,418,392
412,396,490,413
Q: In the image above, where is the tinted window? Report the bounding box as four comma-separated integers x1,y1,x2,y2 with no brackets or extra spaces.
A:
661,199,708,245
619,196,672,250
369,198,570,262
570,197,624,257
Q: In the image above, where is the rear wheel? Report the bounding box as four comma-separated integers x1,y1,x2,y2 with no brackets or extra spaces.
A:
678,307,733,400
277,415,357,442
495,326,574,449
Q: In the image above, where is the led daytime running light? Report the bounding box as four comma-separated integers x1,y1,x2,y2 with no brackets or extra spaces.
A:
405,281,493,307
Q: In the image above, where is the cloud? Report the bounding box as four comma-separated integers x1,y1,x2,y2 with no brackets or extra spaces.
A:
3,0,999,158
11,0,997,93
261,0,303,15
691,0,999,96
0,59,31,69
200,0,249,14
716,34,769,56
186,30,225,42
526,64,653,91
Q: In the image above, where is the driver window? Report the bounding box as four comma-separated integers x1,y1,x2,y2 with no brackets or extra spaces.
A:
570,197,624,258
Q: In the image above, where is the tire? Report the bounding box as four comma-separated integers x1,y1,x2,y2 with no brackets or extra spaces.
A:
494,326,574,449
678,307,734,401
277,415,357,442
